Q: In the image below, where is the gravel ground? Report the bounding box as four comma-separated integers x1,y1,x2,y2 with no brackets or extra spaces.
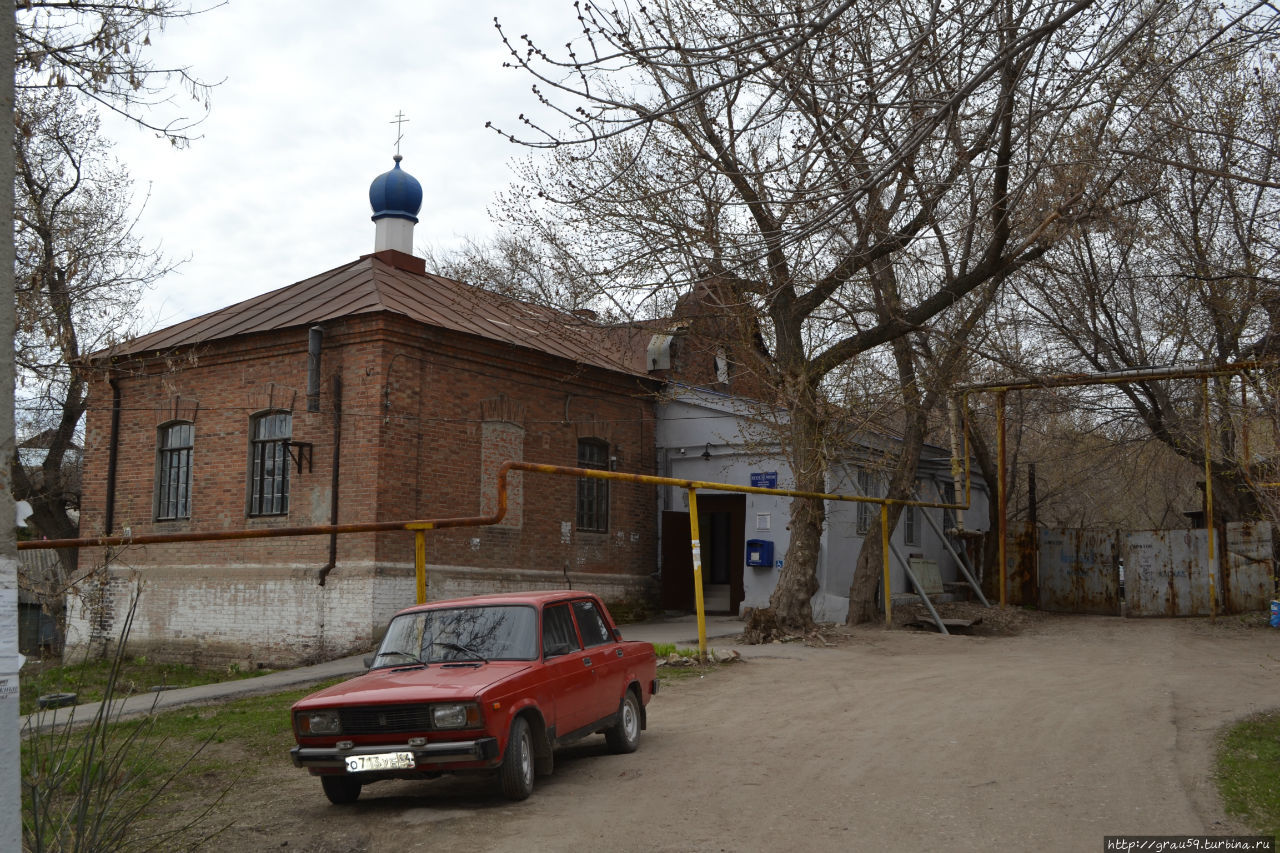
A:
182,612,1279,852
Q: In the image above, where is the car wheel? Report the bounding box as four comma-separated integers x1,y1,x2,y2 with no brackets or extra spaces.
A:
605,688,641,754
320,774,362,805
499,716,535,801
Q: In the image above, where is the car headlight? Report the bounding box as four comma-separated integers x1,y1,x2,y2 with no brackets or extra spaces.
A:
431,702,481,729
296,709,342,736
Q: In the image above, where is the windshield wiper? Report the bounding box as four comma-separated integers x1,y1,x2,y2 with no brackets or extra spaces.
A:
371,649,428,670
431,641,488,664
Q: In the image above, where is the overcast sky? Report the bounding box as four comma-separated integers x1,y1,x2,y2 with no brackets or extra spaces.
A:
103,1,578,331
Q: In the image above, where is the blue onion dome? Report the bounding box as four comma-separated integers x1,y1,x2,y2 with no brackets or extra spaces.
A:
368,155,423,223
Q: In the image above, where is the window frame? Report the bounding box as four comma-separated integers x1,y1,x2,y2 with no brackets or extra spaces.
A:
571,599,612,648
903,479,923,546
541,603,582,658
155,420,194,521
248,410,292,517
942,481,957,532
855,469,876,535
575,438,610,533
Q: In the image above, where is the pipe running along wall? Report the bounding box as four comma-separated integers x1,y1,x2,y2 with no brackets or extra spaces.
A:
23,459,979,645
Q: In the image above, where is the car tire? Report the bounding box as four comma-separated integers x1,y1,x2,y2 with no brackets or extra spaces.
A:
500,716,535,801
321,774,362,805
605,687,641,754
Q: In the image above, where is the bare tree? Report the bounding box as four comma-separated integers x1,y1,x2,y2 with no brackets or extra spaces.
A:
13,88,175,642
16,0,216,146
492,0,1279,627
423,230,632,321
1006,46,1280,526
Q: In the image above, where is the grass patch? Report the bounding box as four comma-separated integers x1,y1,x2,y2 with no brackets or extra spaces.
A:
1217,709,1280,838
20,656,269,716
652,643,700,659
22,677,344,850
654,644,732,684
140,678,343,750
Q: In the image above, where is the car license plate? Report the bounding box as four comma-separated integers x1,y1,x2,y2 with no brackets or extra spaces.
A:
345,751,415,773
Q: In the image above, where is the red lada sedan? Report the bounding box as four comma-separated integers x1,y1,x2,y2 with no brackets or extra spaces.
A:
290,591,658,804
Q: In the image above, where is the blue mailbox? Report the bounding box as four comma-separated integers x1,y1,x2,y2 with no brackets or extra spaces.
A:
746,539,774,568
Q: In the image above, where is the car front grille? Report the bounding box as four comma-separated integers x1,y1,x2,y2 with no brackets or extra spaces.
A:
338,704,434,735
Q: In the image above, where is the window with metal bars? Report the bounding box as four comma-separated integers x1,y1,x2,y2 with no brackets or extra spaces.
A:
249,411,291,516
942,481,957,532
156,421,193,520
855,469,876,534
903,479,923,546
576,438,609,532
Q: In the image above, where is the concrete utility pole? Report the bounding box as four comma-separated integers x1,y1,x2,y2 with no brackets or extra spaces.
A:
0,4,21,849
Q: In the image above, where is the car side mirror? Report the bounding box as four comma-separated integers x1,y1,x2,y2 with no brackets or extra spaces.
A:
613,627,623,641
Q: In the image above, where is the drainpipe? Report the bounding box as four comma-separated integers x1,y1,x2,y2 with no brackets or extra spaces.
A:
318,374,342,586
306,327,323,413
105,377,121,534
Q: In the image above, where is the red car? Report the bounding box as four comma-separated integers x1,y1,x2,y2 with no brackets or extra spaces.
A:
289,591,658,804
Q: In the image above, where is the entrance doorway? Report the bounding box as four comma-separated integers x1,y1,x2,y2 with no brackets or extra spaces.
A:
660,495,746,614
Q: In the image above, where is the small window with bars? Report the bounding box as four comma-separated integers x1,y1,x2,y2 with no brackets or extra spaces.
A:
576,438,609,532
249,411,291,516
942,481,957,532
855,469,876,534
903,479,924,546
156,421,193,520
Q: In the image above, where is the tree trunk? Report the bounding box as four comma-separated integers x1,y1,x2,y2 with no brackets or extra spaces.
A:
767,401,827,629
847,327,928,623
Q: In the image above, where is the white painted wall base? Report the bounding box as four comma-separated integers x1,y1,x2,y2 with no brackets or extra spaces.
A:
63,562,653,666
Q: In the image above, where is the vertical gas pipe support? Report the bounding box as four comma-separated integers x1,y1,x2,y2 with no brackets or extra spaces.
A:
1202,377,1217,622
687,488,708,662
881,503,892,628
996,390,1008,608
407,523,433,605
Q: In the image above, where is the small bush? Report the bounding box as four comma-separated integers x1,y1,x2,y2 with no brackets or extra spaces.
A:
22,597,225,852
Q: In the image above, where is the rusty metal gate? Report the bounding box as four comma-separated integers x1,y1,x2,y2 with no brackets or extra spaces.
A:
1038,528,1121,615
1039,523,1275,617
1122,522,1274,617
1123,530,1212,616
1222,521,1275,613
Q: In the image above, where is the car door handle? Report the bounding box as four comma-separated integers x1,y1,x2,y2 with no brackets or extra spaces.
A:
615,648,624,657
583,657,592,666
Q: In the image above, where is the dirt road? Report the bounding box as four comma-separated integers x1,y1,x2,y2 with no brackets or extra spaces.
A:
226,614,1279,852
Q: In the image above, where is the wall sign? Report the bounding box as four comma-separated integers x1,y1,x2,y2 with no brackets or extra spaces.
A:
751,471,778,489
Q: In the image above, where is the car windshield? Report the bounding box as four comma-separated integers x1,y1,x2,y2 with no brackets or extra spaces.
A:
372,604,539,667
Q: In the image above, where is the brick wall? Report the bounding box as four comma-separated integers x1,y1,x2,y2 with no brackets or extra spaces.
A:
72,313,660,663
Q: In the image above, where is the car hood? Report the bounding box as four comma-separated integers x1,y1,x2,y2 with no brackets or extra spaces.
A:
294,661,532,709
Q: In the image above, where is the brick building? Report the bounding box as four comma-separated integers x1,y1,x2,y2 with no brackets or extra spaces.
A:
69,156,664,666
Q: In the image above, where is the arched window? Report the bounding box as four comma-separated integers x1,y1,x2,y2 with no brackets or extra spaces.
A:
576,438,609,532
156,421,194,520
249,411,291,516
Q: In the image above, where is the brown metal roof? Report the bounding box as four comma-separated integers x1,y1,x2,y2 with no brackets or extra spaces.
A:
102,252,648,378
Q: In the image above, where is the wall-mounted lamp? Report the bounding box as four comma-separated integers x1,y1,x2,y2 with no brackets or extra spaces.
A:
701,443,712,461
